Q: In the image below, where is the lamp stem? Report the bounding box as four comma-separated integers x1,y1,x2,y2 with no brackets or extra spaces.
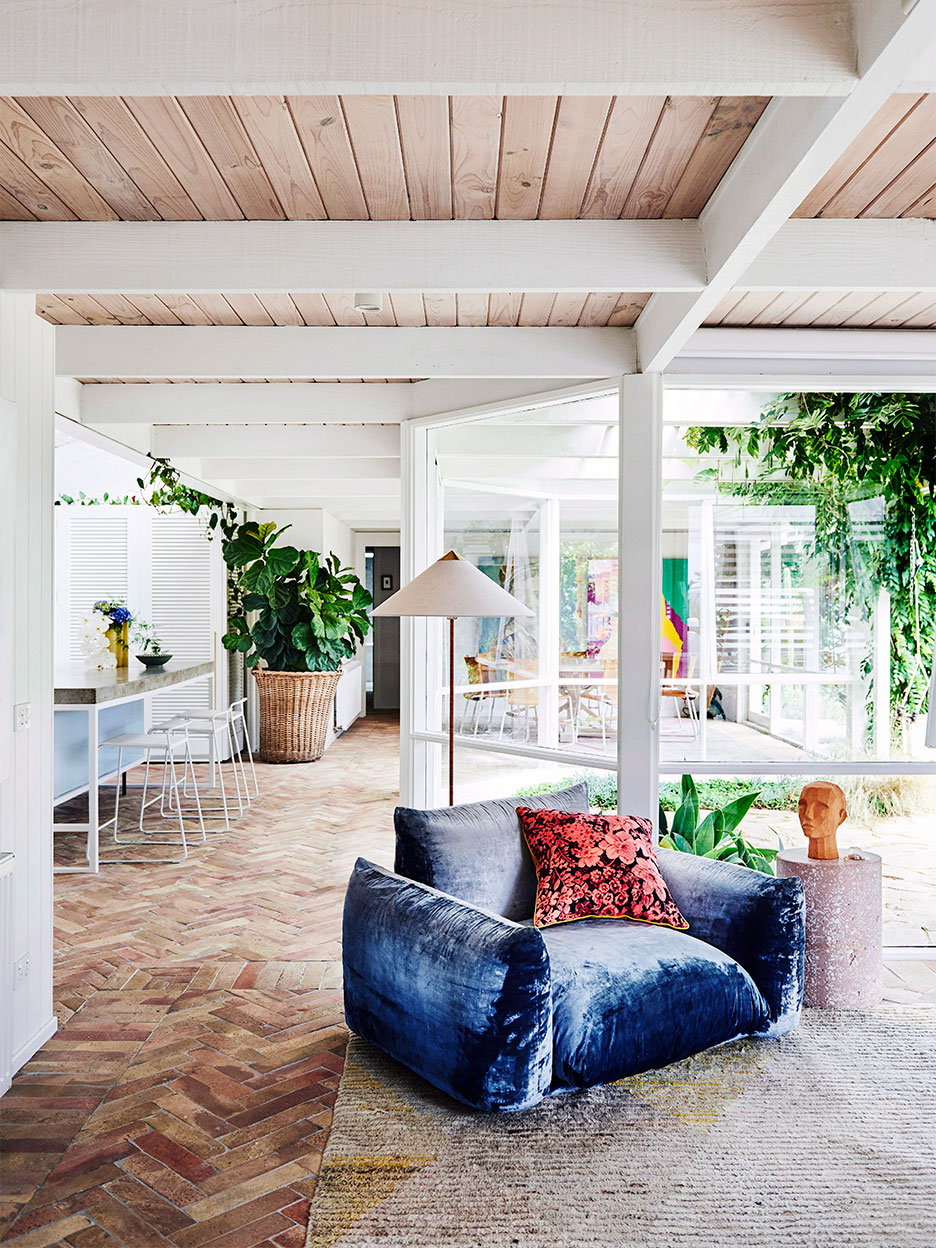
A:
449,616,455,806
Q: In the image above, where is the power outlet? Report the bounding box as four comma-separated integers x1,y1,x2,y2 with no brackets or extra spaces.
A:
14,954,29,987
13,703,31,731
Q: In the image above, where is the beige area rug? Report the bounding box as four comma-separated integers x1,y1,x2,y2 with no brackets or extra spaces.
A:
306,1007,936,1248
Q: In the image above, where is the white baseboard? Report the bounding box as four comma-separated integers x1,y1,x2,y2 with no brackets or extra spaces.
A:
11,1014,58,1076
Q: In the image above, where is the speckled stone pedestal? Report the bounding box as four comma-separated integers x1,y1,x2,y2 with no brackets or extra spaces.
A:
777,847,883,1008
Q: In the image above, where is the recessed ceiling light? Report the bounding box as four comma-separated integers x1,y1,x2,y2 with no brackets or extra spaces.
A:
354,292,383,313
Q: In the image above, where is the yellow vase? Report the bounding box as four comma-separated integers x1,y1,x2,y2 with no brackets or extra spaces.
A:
106,621,129,667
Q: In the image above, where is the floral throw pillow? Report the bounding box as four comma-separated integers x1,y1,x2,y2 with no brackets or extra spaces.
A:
516,807,689,931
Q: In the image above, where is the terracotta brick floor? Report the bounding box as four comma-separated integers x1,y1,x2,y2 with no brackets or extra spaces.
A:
2,709,933,1246
1,713,399,1247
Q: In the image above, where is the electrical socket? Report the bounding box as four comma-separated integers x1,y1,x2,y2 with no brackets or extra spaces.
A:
14,703,31,731
14,954,29,987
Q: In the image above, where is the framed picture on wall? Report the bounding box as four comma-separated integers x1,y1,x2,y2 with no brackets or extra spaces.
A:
381,574,393,591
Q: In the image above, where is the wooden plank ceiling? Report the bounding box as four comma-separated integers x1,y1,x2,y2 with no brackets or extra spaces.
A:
705,290,936,328
794,94,936,219
35,291,651,327
1,93,933,226
0,94,767,222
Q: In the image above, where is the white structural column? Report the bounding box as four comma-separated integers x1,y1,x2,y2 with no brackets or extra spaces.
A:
0,295,56,1081
635,0,936,372
616,374,663,822
537,497,560,750
399,418,443,808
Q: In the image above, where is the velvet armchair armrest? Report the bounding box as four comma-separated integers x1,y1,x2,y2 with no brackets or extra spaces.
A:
342,858,553,1112
656,848,805,1035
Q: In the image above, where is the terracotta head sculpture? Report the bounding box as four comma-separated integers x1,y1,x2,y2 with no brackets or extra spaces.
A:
798,781,847,860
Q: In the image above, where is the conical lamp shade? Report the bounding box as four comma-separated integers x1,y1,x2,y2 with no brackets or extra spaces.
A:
372,551,534,619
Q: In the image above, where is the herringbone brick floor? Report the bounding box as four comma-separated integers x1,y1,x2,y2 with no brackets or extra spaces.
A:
2,709,933,1246
1,712,399,1247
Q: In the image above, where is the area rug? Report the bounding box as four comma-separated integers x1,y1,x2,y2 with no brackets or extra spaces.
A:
306,1007,936,1248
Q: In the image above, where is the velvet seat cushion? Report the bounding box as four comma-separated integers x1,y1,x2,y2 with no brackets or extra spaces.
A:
542,918,770,1089
394,783,589,921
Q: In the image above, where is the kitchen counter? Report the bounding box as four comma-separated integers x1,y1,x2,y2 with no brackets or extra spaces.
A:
54,660,215,705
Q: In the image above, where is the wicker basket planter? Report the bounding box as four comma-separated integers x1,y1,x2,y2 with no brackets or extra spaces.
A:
253,667,342,763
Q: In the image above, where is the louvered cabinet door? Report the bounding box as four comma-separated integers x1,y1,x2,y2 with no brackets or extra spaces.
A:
148,513,227,754
59,509,130,661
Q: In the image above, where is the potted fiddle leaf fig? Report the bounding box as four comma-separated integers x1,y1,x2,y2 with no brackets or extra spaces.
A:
221,521,372,762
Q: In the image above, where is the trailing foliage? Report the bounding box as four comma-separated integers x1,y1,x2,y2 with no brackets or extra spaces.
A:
686,393,936,744
137,456,239,540
56,490,139,506
658,775,778,874
221,521,372,673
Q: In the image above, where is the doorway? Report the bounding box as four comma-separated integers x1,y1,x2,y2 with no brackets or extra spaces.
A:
367,546,401,712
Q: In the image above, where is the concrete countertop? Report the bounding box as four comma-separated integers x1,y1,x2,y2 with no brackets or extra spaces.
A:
54,660,214,705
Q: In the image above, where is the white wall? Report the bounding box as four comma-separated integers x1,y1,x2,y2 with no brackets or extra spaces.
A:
0,294,56,1076
257,508,353,566
320,511,353,567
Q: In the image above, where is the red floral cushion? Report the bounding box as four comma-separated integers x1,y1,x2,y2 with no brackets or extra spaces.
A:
516,807,689,931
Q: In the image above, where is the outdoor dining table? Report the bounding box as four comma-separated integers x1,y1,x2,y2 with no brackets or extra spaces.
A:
473,654,615,742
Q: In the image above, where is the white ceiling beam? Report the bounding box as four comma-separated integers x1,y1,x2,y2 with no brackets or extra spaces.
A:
218,482,400,500
0,220,701,294
222,479,402,499
7,218,932,296
76,379,593,425
667,326,936,390
684,327,936,361
56,327,635,380
635,0,936,372
82,382,410,424
743,219,936,292
203,459,399,481
0,1,858,96
206,457,399,481
258,501,401,520
153,424,400,459
437,426,616,457
437,456,618,480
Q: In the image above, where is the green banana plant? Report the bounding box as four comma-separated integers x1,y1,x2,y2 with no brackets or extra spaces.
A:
659,774,778,875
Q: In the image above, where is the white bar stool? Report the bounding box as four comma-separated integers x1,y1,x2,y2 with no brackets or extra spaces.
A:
167,698,258,819
98,722,205,862
161,708,244,830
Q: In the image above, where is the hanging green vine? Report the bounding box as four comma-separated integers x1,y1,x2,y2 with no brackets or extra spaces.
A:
136,456,240,540
686,392,936,747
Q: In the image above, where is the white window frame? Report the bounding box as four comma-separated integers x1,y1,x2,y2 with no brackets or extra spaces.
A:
401,373,936,821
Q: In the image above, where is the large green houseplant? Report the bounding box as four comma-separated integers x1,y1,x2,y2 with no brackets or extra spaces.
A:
222,521,372,762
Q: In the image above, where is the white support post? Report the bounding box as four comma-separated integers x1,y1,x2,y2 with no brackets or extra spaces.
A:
617,374,663,823
537,497,560,749
400,419,443,808
698,497,717,762
873,589,892,759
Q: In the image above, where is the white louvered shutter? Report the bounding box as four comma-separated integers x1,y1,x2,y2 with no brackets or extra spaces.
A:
64,512,129,660
148,514,218,729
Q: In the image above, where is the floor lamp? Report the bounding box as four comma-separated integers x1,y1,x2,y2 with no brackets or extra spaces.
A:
373,551,534,805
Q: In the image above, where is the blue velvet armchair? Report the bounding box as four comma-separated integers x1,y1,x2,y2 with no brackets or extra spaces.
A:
343,784,805,1112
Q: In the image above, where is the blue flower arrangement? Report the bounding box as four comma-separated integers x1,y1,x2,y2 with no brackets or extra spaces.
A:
93,600,134,626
